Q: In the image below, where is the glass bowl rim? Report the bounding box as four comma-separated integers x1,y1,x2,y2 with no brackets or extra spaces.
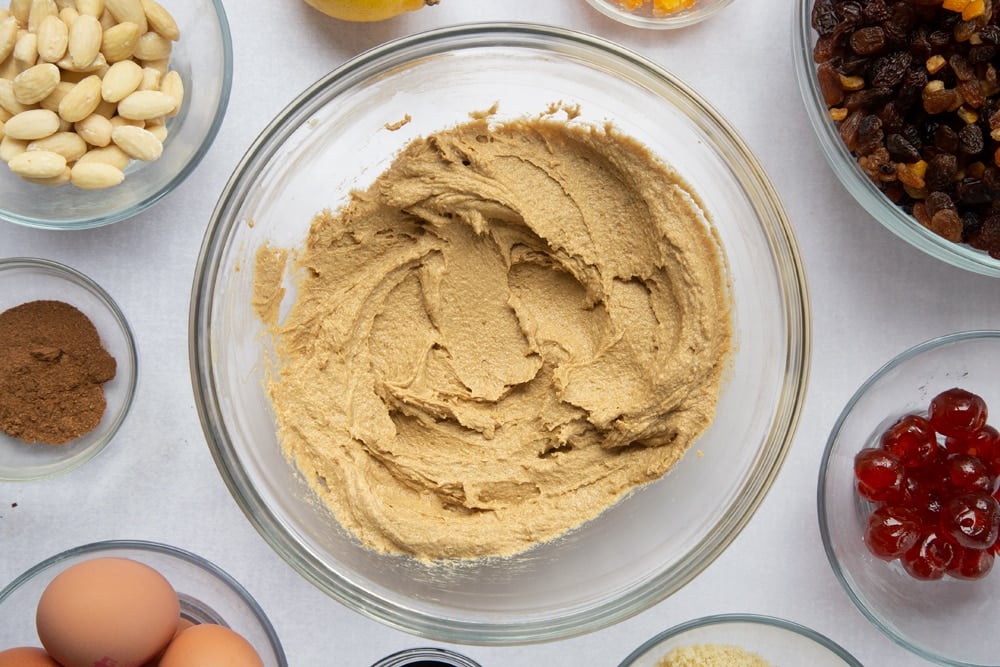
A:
582,0,736,30
817,329,1000,667
370,647,482,667
616,612,864,666
0,0,234,231
791,0,1000,278
190,20,811,644
0,538,287,665
0,256,139,481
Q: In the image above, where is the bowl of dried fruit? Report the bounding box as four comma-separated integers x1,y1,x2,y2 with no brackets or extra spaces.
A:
0,0,232,230
794,0,1000,277
583,0,735,29
617,614,862,666
819,330,1000,666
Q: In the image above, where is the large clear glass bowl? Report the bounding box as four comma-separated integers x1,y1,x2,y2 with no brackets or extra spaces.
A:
190,22,810,644
617,613,862,666
0,540,287,666
793,0,1000,278
0,0,233,230
819,331,1000,666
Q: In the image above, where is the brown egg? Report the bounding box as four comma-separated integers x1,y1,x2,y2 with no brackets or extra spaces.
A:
158,623,265,667
142,617,195,667
0,647,62,667
35,557,180,667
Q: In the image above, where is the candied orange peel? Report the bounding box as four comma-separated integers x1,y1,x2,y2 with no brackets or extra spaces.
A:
614,0,697,16
941,0,986,20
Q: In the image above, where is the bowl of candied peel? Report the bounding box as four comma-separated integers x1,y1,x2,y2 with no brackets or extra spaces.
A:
820,330,1000,666
583,0,735,29
794,0,1000,277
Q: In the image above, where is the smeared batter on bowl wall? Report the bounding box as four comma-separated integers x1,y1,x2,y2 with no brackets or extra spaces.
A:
254,113,732,561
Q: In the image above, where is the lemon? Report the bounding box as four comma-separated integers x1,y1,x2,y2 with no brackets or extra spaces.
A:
303,0,435,21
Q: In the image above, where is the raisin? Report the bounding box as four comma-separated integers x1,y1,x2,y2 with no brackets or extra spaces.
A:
870,51,912,88
812,0,841,36
844,86,894,111
956,177,993,205
818,63,845,106
925,190,956,215
851,26,887,55
926,153,958,191
949,54,975,82
924,88,961,115
934,124,960,153
886,133,922,162
862,0,890,23
959,123,985,155
928,209,964,241
958,79,986,109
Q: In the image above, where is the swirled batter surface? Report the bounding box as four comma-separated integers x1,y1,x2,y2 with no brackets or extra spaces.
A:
255,115,732,560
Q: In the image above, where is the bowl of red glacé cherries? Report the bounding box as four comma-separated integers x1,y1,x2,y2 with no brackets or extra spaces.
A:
819,330,1000,667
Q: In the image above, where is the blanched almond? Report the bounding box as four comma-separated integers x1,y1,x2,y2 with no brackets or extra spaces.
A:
100,19,137,62
146,122,165,142
100,58,141,101
22,164,70,185
57,73,100,122
132,29,169,61
8,148,66,178
67,12,100,68
14,30,38,70
27,0,57,34
111,122,158,160
12,62,59,104
76,0,104,18
39,79,73,111
0,78,33,115
27,129,86,160
70,160,122,188
0,17,18,64
0,135,27,162
103,0,144,33
75,141,126,168
159,68,181,116
58,6,78,27
108,112,140,128
9,0,31,25
137,63,158,90
116,88,172,119
36,13,67,61
3,108,59,139
73,110,111,145
0,118,4,141
139,0,177,41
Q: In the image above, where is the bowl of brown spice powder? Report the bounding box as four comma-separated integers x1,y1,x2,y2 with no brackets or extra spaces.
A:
0,257,137,481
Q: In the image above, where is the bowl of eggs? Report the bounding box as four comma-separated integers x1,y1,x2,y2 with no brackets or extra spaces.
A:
0,0,232,229
0,539,286,666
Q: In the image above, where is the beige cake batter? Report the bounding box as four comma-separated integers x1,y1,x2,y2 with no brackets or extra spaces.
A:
254,113,732,560
658,644,775,667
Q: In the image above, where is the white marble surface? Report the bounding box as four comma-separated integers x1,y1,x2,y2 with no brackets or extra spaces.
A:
2,1,999,665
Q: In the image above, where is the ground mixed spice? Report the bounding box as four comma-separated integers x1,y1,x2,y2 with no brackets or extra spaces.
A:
0,300,117,445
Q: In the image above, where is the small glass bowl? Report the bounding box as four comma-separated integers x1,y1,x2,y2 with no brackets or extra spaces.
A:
0,0,233,230
819,330,1000,666
191,22,809,644
371,648,482,667
0,540,287,666
583,0,734,29
618,614,862,666
792,0,1000,277
0,257,138,481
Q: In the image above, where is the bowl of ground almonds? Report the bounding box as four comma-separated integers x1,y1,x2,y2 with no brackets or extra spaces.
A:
190,22,810,643
0,257,137,480
617,614,863,667
795,0,1000,277
0,0,231,229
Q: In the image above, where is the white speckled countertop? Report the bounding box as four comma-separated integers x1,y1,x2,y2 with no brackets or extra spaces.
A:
2,1,998,665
